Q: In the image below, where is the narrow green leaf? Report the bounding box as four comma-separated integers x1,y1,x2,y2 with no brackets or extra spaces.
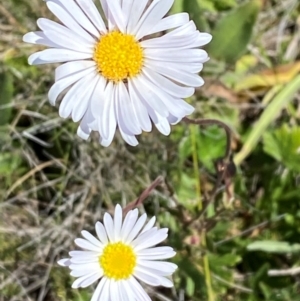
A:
247,241,300,253
208,0,262,63
235,74,300,165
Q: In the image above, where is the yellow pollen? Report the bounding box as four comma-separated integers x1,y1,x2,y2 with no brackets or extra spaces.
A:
99,242,137,280
93,31,144,82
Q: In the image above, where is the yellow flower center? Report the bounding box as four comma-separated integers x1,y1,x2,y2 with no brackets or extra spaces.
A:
93,31,144,82
99,242,137,280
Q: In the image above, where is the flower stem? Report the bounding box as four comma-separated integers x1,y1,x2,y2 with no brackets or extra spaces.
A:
190,124,214,301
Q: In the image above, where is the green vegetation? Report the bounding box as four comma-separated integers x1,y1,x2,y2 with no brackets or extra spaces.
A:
1,0,300,300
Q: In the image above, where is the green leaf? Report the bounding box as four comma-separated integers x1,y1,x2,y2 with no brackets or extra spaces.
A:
247,240,300,253
0,70,13,126
186,276,195,297
262,132,282,162
183,0,210,31
171,0,183,13
263,125,300,172
235,74,300,165
208,253,241,268
208,0,262,63
213,0,237,10
179,126,227,172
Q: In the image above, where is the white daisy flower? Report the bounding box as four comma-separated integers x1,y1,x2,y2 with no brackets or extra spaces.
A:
23,0,212,147
58,204,177,301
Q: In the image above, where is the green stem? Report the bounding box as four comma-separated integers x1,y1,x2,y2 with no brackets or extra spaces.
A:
190,124,214,301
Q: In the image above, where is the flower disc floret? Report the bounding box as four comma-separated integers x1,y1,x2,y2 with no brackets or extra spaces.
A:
100,242,136,280
94,32,144,82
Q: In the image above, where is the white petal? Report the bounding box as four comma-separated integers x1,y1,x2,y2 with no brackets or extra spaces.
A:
70,256,98,264
91,278,108,301
115,83,141,146
145,60,205,87
126,0,148,33
140,70,194,118
137,252,176,260
122,0,134,28
100,82,116,140
137,246,174,256
137,246,176,260
116,82,141,135
55,60,96,81
190,32,213,47
118,130,139,146
110,281,121,301
114,204,123,241
44,29,93,53
125,213,147,244
128,80,152,132
29,48,92,65
76,0,107,33
135,96,170,134
96,221,108,244
150,111,171,136
165,20,196,37
57,258,71,266
52,0,100,37
116,281,130,301
133,228,168,251
145,58,204,73
141,216,156,233
69,262,101,272
135,268,174,287
137,260,177,274
133,269,161,286
146,13,189,35
46,1,96,43
58,72,94,120
69,250,99,260
120,279,136,301
72,74,99,122
100,0,115,31
70,267,101,277
75,238,102,252
99,278,111,301
132,76,168,117
81,230,103,248
77,107,94,140
106,0,126,32
127,277,151,301
99,135,115,147
133,0,174,40
69,250,99,258
71,271,101,288
23,31,58,47
144,48,208,63
120,209,139,242
37,18,94,50
48,66,95,105
141,31,199,49
142,67,194,98
103,212,115,242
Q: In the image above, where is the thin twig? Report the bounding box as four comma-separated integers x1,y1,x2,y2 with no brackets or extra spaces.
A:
183,117,232,159
123,176,164,214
